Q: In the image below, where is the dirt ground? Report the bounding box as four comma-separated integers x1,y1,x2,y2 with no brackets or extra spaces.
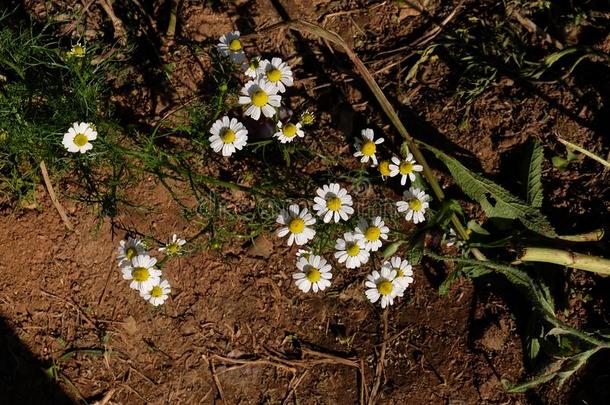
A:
2,0,610,404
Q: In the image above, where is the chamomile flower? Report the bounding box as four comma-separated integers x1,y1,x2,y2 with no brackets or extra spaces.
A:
354,217,389,252
276,204,316,246
62,122,97,153
312,183,354,223
121,255,162,293
238,78,281,120
67,43,86,58
296,248,312,258
209,116,248,157
217,31,246,64
158,234,186,256
244,57,262,78
117,237,147,267
365,267,403,308
260,57,293,93
353,128,384,166
389,154,423,185
299,110,315,126
382,257,414,290
274,121,304,143
293,254,332,293
379,160,391,180
334,232,369,269
140,279,171,306
396,187,430,224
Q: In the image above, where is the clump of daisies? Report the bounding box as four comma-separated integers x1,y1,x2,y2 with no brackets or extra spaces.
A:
212,31,307,158
116,234,187,307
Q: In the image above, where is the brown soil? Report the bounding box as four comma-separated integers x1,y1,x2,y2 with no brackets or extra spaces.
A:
2,0,610,404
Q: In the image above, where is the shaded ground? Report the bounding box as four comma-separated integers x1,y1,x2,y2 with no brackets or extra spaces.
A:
2,0,610,404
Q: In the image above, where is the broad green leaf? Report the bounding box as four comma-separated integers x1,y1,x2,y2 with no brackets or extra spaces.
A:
528,337,541,360
525,139,544,208
382,241,403,259
424,144,557,238
556,348,600,386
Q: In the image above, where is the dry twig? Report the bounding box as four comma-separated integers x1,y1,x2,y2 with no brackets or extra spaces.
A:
367,309,388,405
40,160,74,231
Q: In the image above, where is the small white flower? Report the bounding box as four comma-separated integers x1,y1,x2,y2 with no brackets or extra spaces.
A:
259,57,293,93
312,183,354,223
365,266,403,308
209,116,248,157
158,234,187,255
389,154,424,185
274,121,304,143
354,217,389,252
382,257,414,290
117,237,147,267
238,78,281,120
62,122,97,153
334,232,369,269
353,128,384,166
396,187,430,224
217,31,246,64
121,255,162,293
140,279,171,306
244,57,262,78
67,43,86,58
293,254,332,293
296,248,312,258
276,204,316,246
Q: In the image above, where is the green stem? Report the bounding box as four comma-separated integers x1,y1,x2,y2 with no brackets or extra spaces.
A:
558,138,610,168
516,247,610,276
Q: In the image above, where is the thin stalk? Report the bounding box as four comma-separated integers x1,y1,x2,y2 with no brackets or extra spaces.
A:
558,137,610,168
557,228,604,242
275,20,485,261
516,247,610,276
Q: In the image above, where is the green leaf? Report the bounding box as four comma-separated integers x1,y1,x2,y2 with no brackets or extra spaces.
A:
424,143,557,238
528,337,541,360
438,270,461,296
409,246,423,265
525,139,544,208
502,371,556,393
556,348,599,386
467,220,490,235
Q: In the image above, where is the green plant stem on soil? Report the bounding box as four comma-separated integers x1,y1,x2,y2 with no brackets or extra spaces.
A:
516,247,610,275
558,137,610,168
271,20,486,261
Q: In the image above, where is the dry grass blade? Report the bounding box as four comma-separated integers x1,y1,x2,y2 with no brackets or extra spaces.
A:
267,19,485,260
367,309,388,405
40,160,74,231
558,137,610,168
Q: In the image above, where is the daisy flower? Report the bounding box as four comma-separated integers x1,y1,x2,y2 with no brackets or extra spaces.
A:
299,110,315,126
293,254,332,293
158,234,186,256
244,57,262,78
260,57,293,93
296,248,312,258
365,267,404,308
354,217,389,252
121,255,162,292
334,232,369,269
353,128,384,166
209,116,248,157
389,154,423,185
116,237,147,267
378,160,391,180
217,31,246,64
238,78,281,120
274,121,304,143
140,279,171,306
67,43,86,58
62,122,97,153
396,187,430,224
276,204,316,246
382,257,414,290
313,183,354,223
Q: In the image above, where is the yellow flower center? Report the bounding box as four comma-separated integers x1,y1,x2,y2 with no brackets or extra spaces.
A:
229,38,242,52
378,280,393,296
73,133,88,147
71,45,85,57
361,141,376,156
395,267,404,277
399,161,414,175
251,90,269,107
306,267,321,283
327,197,342,211
132,267,150,282
125,247,138,260
379,160,390,177
267,68,282,82
282,123,298,138
346,243,360,257
288,218,305,234
409,198,422,211
221,129,236,144
300,112,314,125
166,243,180,255
150,285,164,298
364,226,381,241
